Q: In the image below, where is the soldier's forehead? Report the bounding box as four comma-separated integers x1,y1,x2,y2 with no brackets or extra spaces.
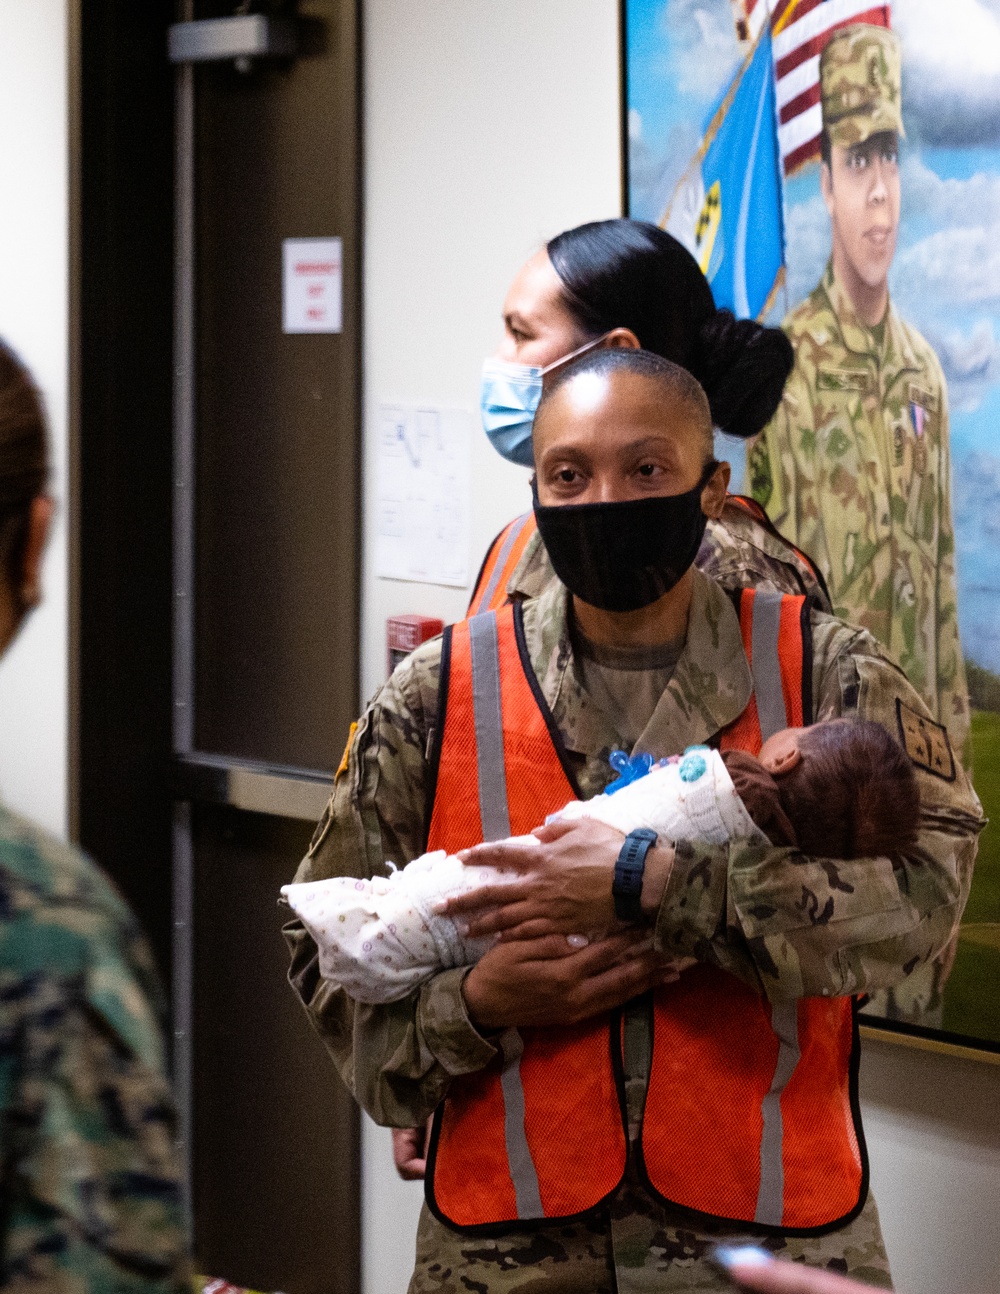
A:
539,370,710,442
844,130,898,156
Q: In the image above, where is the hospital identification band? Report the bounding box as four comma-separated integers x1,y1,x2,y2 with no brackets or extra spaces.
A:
613,827,658,922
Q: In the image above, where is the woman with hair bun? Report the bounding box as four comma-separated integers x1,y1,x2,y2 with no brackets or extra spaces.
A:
485,218,791,459
472,218,830,616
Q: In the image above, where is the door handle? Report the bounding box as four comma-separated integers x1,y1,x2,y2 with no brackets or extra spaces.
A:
174,752,331,821
168,16,297,66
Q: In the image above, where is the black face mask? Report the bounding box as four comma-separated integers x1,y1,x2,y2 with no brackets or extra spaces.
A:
532,463,717,613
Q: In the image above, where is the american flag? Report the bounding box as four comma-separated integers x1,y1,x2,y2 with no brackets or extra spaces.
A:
729,0,891,175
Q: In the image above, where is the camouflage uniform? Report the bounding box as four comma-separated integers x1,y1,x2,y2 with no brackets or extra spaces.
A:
285,560,982,1293
0,806,190,1294
748,265,967,760
747,25,969,1025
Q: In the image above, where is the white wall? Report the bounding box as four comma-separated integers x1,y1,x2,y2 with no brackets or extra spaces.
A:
360,0,622,1283
0,0,69,839
359,0,622,705
860,1039,1000,1294
360,3,1000,1293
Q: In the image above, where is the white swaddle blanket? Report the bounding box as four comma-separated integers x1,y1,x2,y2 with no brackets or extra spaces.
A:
282,746,766,1003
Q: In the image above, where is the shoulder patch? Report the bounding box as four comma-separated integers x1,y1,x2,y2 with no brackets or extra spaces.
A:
896,699,956,781
336,721,358,780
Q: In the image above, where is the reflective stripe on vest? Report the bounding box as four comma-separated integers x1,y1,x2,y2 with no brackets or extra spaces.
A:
427,597,864,1235
467,512,537,616
469,612,512,840
426,606,627,1229
720,588,807,757
640,970,861,1230
645,591,861,1231
734,592,802,1216
497,1028,544,1217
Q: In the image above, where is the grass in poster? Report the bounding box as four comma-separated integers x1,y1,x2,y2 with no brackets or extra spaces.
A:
942,706,1000,1045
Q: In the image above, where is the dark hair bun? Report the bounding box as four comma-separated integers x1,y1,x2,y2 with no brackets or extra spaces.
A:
546,220,793,438
694,310,794,440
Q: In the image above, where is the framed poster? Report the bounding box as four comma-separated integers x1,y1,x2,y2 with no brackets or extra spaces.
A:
624,0,1000,1052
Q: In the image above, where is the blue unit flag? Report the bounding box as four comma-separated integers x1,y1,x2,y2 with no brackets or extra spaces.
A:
663,30,785,320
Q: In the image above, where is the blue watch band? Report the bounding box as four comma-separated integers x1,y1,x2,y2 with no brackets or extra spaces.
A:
613,827,658,923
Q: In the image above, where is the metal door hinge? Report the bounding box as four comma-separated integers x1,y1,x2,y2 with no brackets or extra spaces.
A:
168,16,297,68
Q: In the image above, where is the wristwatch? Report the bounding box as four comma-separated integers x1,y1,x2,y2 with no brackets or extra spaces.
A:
613,827,658,922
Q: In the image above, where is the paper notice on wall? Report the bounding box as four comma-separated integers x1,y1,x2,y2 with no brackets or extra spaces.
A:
282,237,342,333
375,404,471,587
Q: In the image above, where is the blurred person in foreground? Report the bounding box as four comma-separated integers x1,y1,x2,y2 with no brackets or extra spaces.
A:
0,340,189,1292
719,1252,895,1294
716,1247,892,1294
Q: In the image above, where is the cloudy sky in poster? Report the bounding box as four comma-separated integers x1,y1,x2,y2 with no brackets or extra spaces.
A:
627,0,1000,670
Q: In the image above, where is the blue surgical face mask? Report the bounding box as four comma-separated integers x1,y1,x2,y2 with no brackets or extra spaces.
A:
480,334,610,467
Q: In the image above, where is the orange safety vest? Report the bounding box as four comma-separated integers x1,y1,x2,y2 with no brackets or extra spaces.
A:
424,590,866,1237
466,497,831,617
466,510,536,616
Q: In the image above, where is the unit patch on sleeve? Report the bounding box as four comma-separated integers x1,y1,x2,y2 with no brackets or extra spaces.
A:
336,721,358,780
896,699,956,782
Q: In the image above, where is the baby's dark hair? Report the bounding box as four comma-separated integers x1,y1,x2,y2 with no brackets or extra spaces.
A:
779,718,920,859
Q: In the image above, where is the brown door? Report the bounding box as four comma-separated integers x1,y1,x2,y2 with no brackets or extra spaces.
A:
171,4,360,1290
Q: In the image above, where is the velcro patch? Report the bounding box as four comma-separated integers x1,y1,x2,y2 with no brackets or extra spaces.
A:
896,699,955,781
908,382,940,414
817,367,870,393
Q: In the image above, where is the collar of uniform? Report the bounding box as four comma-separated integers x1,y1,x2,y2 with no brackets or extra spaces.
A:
821,261,872,358
821,260,919,372
632,571,752,756
519,569,753,759
521,578,625,757
882,297,921,372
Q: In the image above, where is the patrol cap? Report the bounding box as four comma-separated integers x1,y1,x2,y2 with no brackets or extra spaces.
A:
820,24,904,150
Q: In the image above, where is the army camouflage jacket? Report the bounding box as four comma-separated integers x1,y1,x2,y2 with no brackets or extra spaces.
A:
0,807,189,1293
747,262,969,760
286,569,983,1129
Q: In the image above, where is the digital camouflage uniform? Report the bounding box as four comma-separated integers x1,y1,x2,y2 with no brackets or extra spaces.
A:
747,24,969,1024
0,806,189,1294
285,557,982,1293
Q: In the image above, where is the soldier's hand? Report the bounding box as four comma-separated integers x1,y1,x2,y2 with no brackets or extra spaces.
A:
447,818,677,940
446,818,627,939
461,929,682,1030
392,1119,433,1181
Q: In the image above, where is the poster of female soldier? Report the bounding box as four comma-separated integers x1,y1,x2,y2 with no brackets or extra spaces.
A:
624,0,1000,1047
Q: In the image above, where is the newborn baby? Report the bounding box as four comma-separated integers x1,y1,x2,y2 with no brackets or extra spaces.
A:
283,718,918,1004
